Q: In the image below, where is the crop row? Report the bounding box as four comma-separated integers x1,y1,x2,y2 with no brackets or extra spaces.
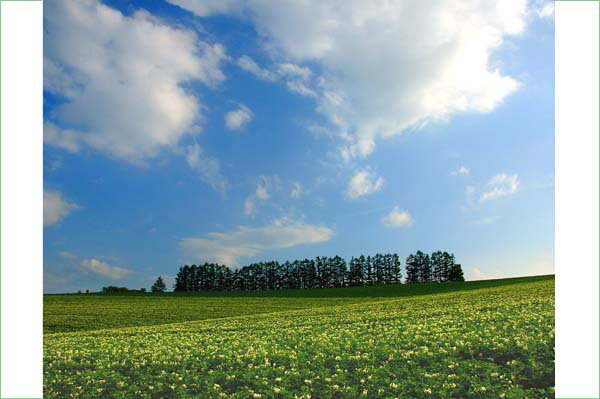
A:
44,281,554,398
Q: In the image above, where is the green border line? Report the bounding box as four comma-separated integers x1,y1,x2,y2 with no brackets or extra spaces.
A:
0,0,597,398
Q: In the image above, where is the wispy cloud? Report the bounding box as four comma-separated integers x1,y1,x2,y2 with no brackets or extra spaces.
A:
481,173,520,202
244,176,280,216
179,218,334,266
80,258,132,280
451,166,470,176
290,183,302,199
346,169,384,199
44,189,79,227
225,104,254,130
381,206,413,228
531,0,554,19
185,143,229,195
236,55,278,81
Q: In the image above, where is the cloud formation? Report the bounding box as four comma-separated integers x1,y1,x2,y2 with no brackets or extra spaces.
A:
170,0,528,159
236,55,278,81
225,105,254,130
531,0,554,19
243,176,279,216
290,183,302,199
346,169,384,199
381,206,413,228
185,143,229,194
44,189,79,227
481,173,520,202
179,218,334,266
451,166,470,176
80,258,131,280
44,0,227,163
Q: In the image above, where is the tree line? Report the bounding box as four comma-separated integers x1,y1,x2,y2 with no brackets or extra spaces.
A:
171,251,464,292
405,250,464,283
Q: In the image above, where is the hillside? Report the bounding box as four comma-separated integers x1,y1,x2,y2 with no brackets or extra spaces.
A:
44,275,553,334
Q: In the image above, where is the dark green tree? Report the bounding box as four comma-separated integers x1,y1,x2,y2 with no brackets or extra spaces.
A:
416,251,432,283
431,251,444,282
151,276,167,293
448,263,465,281
405,253,419,284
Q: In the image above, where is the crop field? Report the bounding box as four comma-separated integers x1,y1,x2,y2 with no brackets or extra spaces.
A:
44,276,554,398
43,275,551,333
44,296,379,334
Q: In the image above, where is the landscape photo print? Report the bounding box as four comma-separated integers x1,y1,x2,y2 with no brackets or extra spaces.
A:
43,0,555,398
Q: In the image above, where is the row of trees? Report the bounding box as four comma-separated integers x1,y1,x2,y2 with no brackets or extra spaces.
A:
405,251,465,284
172,251,464,292
101,286,146,293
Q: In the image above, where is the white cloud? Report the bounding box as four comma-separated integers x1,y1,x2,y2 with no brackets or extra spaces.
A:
243,176,279,216
243,197,258,216
531,0,554,19
80,258,131,280
236,55,278,81
277,63,312,80
451,166,470,176
185,143,228,194
346,169,384,199
43,123,81,153
44,0,227,163
381,206,413,228
179,218,334,266
236,55,317,98
481,173,520,202
44,189,79,227
286,80,318,98
169,0,528,159
291,183,302,199
225,104,254,130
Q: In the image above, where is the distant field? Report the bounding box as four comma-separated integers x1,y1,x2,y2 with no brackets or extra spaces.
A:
43,297,377,334
44,275,553,333
44,278,554,399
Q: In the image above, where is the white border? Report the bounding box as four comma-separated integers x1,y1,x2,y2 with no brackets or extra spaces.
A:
0,1,43,397
555,1,600,398
0,0,599,397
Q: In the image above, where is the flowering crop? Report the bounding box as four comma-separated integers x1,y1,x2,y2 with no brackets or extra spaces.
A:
44,296,376,333
44,280,554,398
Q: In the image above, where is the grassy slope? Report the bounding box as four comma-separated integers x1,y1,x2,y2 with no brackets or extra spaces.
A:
44,279,555,399
43,297,378,334
44,275,553,334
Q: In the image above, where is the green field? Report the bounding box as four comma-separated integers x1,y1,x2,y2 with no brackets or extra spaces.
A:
44,275,552,333
44,275,554,398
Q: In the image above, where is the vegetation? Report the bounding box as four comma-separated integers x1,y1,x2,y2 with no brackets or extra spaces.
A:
151,276,167,293
43,296,376,334
174,251,463,292
44,278,554,398
44,276,553,333
101,286,144,293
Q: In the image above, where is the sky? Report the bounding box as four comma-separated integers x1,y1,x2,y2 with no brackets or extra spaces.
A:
43,0,555,293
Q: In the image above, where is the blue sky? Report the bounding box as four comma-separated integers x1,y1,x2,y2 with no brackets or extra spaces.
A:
43,0,555,293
